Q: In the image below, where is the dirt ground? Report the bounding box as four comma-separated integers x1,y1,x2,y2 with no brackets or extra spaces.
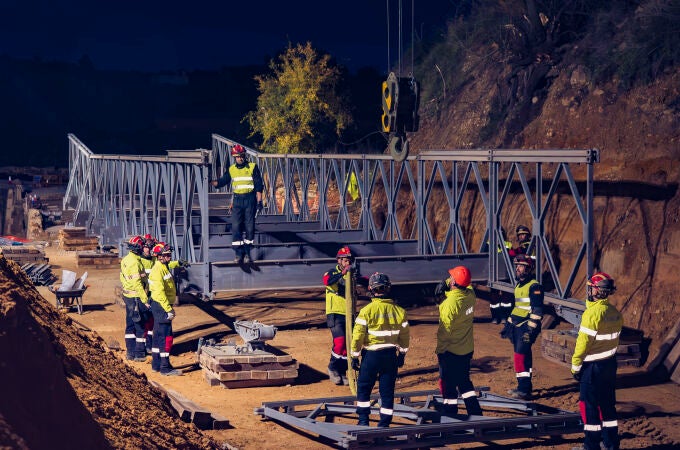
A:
11,245,673,449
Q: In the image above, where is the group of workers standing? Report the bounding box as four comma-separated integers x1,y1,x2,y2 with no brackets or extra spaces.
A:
325,236,623,450
120,233,188,376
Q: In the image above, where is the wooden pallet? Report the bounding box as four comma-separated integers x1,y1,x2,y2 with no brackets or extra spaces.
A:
199,344,298,388
541,328,642,368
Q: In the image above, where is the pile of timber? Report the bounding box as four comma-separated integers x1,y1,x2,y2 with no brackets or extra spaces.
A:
76,251,120,268
199,343,299,389
58,227,99,251
541,327,642,368
149,381,229,430
0,245,48,264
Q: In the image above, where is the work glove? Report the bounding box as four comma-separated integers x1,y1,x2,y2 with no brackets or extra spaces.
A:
166,310,175,321
572,371,582,382
351,357,361,371
178,259,190,268
256,200,264,215
433,278,448,301
341,265,350,276
499,323,510,339
397,353,406,368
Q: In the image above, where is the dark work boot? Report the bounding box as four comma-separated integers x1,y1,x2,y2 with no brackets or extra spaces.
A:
160,356,182,376
357,407,370,426
377,413,393,428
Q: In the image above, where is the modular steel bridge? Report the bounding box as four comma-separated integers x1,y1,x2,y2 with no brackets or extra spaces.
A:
63,133,599,324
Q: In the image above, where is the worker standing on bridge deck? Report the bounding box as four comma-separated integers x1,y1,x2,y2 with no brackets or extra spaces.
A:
351,272,409,428
509,225,533,258
148,242,184,376
211,144,263,265
501,254,544,399
434,266,483,417
119,236,150,362
140,234,157,354
571,272,623,450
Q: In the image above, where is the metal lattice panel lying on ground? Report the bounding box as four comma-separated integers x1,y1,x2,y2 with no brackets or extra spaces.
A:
255,389,582,449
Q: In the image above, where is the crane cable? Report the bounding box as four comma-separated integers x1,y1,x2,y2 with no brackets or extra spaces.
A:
385,0,415,77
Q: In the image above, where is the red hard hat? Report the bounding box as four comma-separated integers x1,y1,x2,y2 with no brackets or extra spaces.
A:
231,144,246,156
336,246,352,259
448,266,471,288
588,272,616,290
152,242,173,256
513,254,535,270
128,235,144,247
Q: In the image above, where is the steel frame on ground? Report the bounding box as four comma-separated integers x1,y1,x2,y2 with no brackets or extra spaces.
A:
255,389,582,449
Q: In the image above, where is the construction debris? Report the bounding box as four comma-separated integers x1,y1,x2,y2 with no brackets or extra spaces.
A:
149,381,230,430
198,320,299,388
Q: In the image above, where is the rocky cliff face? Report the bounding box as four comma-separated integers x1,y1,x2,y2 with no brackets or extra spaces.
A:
410,55,680,360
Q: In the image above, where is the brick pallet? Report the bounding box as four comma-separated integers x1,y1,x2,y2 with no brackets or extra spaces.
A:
58,227,99,251
541,328,642,368
1,246,48,264
199,344,298,388
76,252,120,268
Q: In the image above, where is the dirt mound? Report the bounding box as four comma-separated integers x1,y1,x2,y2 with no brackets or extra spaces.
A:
0,256,218,450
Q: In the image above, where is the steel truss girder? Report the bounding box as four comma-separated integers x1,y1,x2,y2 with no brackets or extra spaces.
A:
64,134,597,316
255,389,582,449
180,253,497,294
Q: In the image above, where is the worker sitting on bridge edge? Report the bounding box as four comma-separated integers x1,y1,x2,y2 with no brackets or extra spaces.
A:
322,246,368,385
148,242,188,376
501,254,544,399
351,272,410,427
571,272,623,450
434,266,483,417
120,236,150,362
211,144,263,265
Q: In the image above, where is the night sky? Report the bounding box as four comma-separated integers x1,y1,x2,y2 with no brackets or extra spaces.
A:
1,0,455,73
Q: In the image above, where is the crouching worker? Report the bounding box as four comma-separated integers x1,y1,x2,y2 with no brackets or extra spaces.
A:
434,266,483,417
148,242,182,376
351,273,409,427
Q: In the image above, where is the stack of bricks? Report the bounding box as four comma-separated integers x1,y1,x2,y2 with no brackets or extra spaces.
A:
0,246,48,265
199,344,299,388
76,251,120,268
58,227,99,251
541,328,641,368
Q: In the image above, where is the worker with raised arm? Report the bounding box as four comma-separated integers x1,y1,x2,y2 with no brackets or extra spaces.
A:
211,144,263,265
148,242,183,376
434,266,483,417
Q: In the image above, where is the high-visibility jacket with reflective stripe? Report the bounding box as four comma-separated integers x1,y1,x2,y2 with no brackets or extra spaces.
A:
229,163,257,194
119,252,148,302
148,260,176,312
351,297,409,357
571,298,623,372
140,255,154,275
323,265,346,315
510,279,541,323
436,285,476,355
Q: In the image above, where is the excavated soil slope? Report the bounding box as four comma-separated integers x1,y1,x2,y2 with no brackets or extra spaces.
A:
0,256,218,450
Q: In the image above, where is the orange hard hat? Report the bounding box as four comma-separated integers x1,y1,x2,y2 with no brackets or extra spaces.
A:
448,266,471,288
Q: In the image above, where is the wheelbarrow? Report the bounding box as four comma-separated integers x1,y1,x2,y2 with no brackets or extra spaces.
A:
48,284,88,314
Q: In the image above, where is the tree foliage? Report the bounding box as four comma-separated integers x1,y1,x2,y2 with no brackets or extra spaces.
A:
244,42,352,154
